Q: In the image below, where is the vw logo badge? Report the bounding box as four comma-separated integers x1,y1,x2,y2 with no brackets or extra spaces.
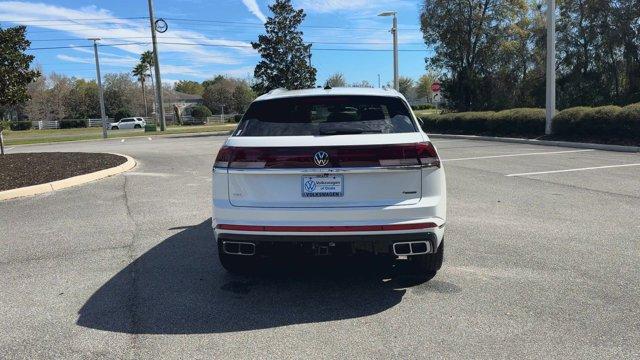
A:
313,151,329,167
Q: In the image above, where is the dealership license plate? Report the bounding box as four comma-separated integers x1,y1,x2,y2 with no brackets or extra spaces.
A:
302,175,344,197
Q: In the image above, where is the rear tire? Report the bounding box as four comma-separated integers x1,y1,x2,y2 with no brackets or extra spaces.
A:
408,238,444,276
134,124,141,129
111,126,118,130
217,240,256,274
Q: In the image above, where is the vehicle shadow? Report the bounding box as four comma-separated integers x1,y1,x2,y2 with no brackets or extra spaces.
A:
77,219,425,334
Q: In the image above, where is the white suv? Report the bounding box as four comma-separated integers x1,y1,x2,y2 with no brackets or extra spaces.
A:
109,117,146,130
212,87,446,276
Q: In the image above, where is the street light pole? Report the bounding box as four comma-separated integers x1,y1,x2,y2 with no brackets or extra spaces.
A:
89,38,107,139
545,0,556,135
147,0,166,131
378,11,399,91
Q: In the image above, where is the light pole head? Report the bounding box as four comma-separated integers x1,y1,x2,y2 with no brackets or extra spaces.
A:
378,11,396,17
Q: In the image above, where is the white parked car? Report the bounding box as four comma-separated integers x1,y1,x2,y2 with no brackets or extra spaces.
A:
212,87,446,276
110,117,146,130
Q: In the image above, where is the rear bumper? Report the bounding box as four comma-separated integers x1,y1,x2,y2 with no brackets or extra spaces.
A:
217,231,440,256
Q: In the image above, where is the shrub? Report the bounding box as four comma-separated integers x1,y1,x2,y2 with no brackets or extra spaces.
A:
191,105,212,119
411,104,436,110
419,105,638,144
616,103,640,140
553,105,628,140
491,108,545,136
552,107,590,136
59,119,88,129
233,114,243,123
9,121,32,131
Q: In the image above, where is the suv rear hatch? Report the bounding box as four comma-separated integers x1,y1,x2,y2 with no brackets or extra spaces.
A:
215,95,440,208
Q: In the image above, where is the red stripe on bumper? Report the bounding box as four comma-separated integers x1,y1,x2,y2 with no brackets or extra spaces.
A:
216,223,437,232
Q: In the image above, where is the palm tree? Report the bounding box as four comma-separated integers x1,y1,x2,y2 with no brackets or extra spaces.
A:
140,51,157,119
132,63,149,117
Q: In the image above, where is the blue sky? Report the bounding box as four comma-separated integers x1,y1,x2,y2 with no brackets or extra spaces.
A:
0,0,433,86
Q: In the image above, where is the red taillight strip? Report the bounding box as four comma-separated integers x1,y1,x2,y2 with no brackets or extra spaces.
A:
217,222,437,232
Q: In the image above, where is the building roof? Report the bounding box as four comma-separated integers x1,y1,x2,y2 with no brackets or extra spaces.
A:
162,89,203,102
254,87,404,102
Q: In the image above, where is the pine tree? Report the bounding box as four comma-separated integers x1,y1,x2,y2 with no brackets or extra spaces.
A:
251,0,317,94
0,26,40,108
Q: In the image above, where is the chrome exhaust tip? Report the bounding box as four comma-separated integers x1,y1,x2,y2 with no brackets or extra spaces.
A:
393,241,431,256
223,241,256,256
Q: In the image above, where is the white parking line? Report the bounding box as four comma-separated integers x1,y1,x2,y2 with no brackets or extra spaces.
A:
442,149,594,162
506,163,640,177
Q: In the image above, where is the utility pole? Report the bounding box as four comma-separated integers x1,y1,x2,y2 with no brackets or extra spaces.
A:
147,0,166,131
378,11,399,91
545,0,556,135
89,38,108,139
378,74,381,88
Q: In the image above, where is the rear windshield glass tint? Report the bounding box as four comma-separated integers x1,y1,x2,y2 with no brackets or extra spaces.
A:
234,95,416,136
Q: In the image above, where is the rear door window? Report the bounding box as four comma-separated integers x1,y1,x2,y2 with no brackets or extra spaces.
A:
234,96,416,136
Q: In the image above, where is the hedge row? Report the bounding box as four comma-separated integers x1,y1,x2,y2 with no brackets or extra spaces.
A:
419,104,640,143
420,108,544,137
411,104,436,111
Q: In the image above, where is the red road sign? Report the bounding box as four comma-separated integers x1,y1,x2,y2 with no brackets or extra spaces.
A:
431,82,441,92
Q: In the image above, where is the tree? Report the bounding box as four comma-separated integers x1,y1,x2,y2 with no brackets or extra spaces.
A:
398,76,415,99
231,82,255,113
202,75,225,89
140,51,156,114
252,0,317,94
0,26,40,109
324,73,347,87
103,73,139,118
191,104,212,119
350,80,374,88
132,63,149,116
66,79,99,119
415,73,438,99
175,80,204,95
203,77,235,114
420,0,527,111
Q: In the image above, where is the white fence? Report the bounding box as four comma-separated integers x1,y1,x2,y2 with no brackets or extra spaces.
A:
31,118,115,130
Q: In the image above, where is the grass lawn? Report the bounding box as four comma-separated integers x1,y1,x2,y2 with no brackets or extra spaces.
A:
3,123,237,146
413,109,441,117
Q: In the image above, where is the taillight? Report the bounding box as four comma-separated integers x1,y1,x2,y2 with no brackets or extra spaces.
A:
214,146,234,168
416,142,441,168
379,142,440,168
213,143,440,169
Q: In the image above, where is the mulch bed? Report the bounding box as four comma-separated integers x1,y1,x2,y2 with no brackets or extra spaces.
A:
0,152,126,191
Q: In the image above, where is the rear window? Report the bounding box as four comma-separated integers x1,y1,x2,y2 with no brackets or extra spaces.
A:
233,95,417,137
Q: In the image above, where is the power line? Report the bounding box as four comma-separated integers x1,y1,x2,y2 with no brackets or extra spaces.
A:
3,16,421,31
162,17,421,31
27,41,431,52
28,42,150,50
28,36,429,46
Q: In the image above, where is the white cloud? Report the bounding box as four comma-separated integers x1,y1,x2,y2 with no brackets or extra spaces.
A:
56,54,138,67
0,1,255,65
241,0,267,23
295,0,413,13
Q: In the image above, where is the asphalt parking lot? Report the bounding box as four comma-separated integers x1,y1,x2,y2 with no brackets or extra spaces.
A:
1,134,639,359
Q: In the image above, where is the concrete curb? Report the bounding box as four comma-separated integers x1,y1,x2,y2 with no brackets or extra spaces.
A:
428,134,640,153
0,153,136,201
